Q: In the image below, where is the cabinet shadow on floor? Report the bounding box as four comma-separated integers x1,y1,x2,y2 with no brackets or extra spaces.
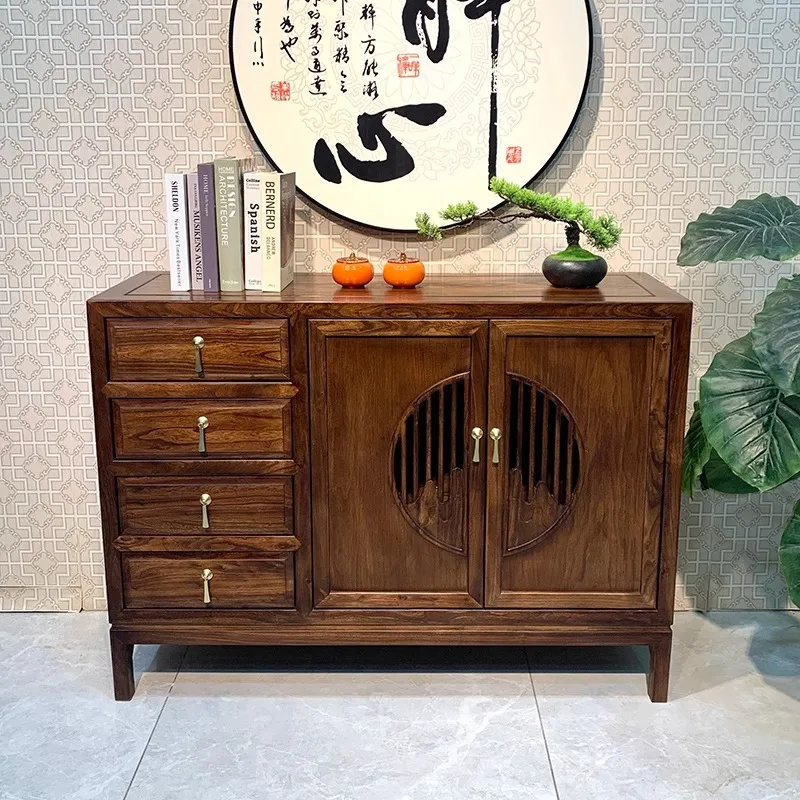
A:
133,643,658,699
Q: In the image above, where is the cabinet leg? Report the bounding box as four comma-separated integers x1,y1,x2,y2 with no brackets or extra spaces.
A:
647,635,672,703
110,633,135,701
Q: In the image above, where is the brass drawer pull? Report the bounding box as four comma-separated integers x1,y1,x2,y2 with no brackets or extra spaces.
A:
201,568,213,604
193,335,205,374
490,428,502,464
200,493,212,528
471,427,483,463
197,416,209,453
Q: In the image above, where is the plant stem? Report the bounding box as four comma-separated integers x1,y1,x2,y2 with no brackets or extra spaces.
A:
565,222,581,246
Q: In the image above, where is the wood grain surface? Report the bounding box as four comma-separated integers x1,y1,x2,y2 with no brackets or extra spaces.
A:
107,317,289,381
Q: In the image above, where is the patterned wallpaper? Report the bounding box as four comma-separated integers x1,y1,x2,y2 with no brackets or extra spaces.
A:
0,0,798,611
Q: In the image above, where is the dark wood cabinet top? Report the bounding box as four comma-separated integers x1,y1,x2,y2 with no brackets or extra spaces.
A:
88,271,691,314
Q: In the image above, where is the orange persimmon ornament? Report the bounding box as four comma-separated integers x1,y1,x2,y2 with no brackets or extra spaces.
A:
332,253,374,289
383,253,425,289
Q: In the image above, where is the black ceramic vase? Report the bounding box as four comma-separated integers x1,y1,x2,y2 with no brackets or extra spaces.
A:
542,226,608,289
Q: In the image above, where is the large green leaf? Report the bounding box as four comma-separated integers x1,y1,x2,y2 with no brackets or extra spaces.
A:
700,450,759,494
677,194,800,266
778,500,800,608
682,403,712,497
699,334,800,491
752,274,800,395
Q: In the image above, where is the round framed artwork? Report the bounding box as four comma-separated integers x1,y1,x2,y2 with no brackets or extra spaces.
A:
230,0,593,232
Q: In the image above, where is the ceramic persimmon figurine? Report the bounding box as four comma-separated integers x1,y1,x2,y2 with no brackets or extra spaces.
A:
332,253,374,289
383,253,425,289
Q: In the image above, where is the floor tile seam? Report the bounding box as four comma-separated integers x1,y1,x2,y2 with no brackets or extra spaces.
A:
525,647,562,800
121,646,188,800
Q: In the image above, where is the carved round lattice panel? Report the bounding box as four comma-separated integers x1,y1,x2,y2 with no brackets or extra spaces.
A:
504,374,582,554
391,374,468,554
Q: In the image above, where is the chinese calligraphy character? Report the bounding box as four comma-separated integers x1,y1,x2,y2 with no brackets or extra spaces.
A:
360,3,376,28
334,19,348,39
402,0,449,63
253,37,264,65
310,75,327,95
313,103,446,183
280,35,298,62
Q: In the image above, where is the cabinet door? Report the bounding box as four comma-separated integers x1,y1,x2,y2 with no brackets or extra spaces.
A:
485,320,671,609
310,320,487,608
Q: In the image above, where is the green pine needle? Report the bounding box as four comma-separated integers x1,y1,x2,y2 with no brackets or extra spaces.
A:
415,178,621,249
415,212,443,241
441,201,478,223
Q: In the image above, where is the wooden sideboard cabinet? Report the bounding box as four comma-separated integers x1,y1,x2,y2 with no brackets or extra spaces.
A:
88,271,691,702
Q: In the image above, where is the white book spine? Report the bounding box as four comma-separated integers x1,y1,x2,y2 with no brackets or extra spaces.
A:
164,173,190,291
261,174,281,292
187,172,204,290
243,174,263,291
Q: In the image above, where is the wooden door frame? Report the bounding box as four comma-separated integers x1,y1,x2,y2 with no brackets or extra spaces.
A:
308,319,488,609
485,319,672,609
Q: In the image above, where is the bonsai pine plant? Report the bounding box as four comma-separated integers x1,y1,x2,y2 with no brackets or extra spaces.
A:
416,177,621,288
679,194,800,606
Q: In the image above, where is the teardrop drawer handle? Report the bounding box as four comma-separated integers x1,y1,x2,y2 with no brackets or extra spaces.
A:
200,493,212,528
471,427,483,463
193,336,205,374
490,428,502,464
197,416,209,454
201,568,213,605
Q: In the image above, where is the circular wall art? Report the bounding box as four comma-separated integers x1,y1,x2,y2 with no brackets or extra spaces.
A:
230,0,592,232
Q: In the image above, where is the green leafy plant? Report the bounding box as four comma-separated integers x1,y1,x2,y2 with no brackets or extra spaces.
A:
415,177,622,251
679,194,800,606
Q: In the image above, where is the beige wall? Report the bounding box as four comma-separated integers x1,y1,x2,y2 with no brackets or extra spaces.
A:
0,1,798,610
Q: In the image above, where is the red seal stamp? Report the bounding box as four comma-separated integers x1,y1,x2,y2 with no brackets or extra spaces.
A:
397,54,420,78
270,81,291,101
506,146,522,164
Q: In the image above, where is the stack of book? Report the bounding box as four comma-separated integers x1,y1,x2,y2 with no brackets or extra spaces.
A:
164,159,296,293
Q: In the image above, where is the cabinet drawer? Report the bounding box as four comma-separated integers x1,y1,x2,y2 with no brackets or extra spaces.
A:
107,318,290,381
122,552,294,609
112,399,292,459
118,477,293,535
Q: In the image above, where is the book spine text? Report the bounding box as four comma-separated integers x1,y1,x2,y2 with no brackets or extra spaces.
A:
197,163,219,291
187,172,204,290
214,158,243,292
243,174,263,291
164,173,190,291
261,175,281,292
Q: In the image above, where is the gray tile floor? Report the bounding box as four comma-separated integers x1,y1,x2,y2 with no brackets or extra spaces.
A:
0,612,798,800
